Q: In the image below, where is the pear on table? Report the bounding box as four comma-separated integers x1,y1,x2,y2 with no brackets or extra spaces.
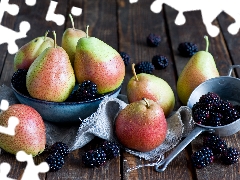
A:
26,31,75,102
127,63,175,117
14,31,54,71
0,104,46,157
177,36,220,105
74,25,125,94
115,98,167,152
62,14,87,66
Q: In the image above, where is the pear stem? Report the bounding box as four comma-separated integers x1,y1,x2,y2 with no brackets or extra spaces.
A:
69,14,75,30
132,63,139,81
86,25,89,38
52,31,57,48
204,35,209,52
142,98,150,108
44,30,49,41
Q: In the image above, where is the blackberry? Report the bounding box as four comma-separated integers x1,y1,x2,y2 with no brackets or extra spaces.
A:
11,69,29,95
135,61,154,74
192,107,209,125
191,147,214,169
146,33,161,47
203,135,227,155
45,152,65,172
76,80,98,101
199,92,220,105
100,141,120,160
50,142,70,157
208,112,223,126
152,55,169,70
82,148,107,168
119,52,130,66
178,42,198,57
221,147,239,165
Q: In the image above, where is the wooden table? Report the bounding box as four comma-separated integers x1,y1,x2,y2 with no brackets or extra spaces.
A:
0,0,240,179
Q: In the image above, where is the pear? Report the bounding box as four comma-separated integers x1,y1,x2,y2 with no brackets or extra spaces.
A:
26,31,75,102
74,25,125,94
177,36,220,105
0,104,46,156
127,64,175,117
14,31,54,71
62,14,87,66
115,98,167,152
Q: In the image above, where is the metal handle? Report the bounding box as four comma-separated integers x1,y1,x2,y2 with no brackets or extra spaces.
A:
155,126,214,172
227,65,240,76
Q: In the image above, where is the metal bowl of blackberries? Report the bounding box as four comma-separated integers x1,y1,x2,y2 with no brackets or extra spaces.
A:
11,69,121,124
187,65,240,136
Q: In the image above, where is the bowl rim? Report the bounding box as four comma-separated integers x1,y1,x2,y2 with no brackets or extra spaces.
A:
11,82,122,105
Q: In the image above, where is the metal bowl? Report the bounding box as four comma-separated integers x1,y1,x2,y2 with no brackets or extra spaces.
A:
11,83,121,124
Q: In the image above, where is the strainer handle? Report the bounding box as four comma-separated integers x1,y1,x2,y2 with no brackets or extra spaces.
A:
155,126,214,172
227,65,240,76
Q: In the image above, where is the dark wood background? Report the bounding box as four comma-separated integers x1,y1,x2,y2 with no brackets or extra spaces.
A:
0,0,240,179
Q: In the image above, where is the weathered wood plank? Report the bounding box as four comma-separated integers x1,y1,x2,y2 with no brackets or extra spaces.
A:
117,0,192,179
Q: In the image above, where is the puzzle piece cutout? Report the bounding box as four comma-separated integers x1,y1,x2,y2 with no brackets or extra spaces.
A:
25,0,36,6
0,163,16,180
46,0,82,26
0,0,31,54
16,151,49,180
0,100,19,136
150,0,240,37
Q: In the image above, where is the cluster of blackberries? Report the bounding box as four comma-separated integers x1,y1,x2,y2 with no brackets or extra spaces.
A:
191,134,239,169
82,141,120,168
11,69,29,96
178,42,198,57
45,142,70,172
192,92,240,126
67,80,98,102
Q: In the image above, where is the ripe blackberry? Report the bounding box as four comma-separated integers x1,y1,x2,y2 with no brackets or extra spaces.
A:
178,42,198,57
82,148,107,168
208,112,223,126
152,55,169,70
11,69,29,95
146,33,161,47
199,92,220,105
191,147,214,169
119,52,130,66
45,152,65,172
76,80,98,101
100,141,120,160
221,147,239,165
50,142,70,157
192,107,209,125
135,61,154,74
203,135,227,155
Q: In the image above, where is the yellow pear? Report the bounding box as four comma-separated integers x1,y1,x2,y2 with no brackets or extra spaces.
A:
177,36,219,105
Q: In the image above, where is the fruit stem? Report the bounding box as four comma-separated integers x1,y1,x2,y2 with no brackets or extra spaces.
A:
44,30,49,41
69,14,75,30
132,63,139,81
204,35,209,52
52,31,57,48
142,98,150,108
86,25,89,38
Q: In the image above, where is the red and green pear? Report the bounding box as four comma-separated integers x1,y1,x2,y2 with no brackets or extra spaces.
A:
177,36,219,105
115,98,167,152
0,104,46,156
26,31,75,102
14,31,54,71
62,14,87,66
127,64,175,117
74,26,125,94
